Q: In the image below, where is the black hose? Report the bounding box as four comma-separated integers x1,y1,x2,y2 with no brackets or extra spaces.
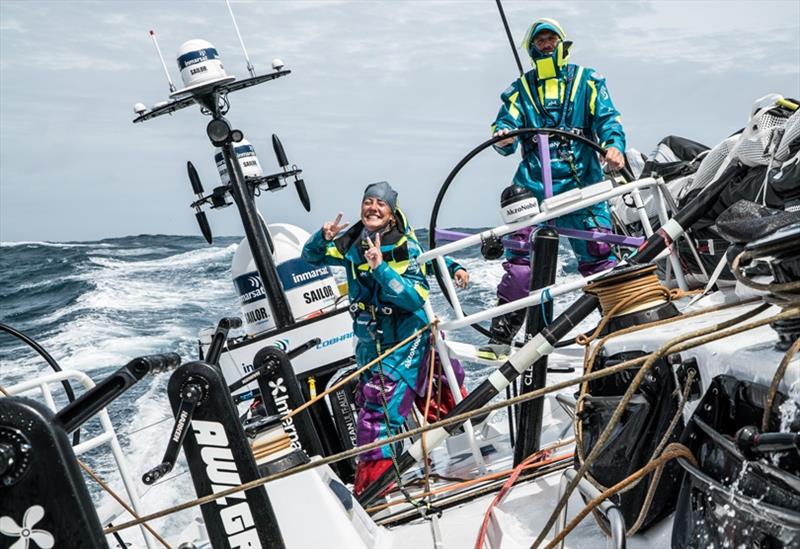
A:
0,322,81,445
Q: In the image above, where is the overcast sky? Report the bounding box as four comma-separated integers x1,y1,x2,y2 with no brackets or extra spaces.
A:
1,0,798,242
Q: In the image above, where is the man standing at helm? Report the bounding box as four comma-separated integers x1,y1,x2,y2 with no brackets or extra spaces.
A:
489,17,626,346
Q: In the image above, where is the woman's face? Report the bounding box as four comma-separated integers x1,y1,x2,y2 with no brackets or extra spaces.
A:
361,197,393,233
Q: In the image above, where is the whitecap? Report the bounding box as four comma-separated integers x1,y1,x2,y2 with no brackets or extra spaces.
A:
0,240,110,248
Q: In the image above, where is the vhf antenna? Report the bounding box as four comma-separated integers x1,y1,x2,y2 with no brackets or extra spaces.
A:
495,0,524,76
149,30,177,93
225,0,256,78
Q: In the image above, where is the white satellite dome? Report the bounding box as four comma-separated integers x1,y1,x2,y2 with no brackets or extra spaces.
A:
214,139,263,184
172,39,235,96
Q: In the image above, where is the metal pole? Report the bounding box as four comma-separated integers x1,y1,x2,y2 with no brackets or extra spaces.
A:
221,138,295,328
514,226,559,465
423,300,487,474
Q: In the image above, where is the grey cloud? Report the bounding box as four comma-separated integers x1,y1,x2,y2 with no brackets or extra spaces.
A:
1,0,798,241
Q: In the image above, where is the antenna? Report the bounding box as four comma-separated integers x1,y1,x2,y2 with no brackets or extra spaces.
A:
149,30,177,93
495,0,524,76
225,0,256,78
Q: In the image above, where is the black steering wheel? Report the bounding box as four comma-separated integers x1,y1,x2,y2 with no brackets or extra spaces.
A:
427,127,632,337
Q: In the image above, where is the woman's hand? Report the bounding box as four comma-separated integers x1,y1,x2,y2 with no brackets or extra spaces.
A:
454,268,469,289
322,212,349,241
364,233,383,270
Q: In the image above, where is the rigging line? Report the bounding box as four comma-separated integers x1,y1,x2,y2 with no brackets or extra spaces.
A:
474,449,553,549
420,330,438,515
762,337,800,431
78,459,172,549
366,439,575,514
532,301,776,548
731,249,800,294
623,370,696,536
120,415,174,438
572,295,762,462
283,321,435,421
578,369,696,538
375,333,424,511
376,461,573,528
251,320,438,455
105,304,799,535
542,443,697,549
152,468,190,488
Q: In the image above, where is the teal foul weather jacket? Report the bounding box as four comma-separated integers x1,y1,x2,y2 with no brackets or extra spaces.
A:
491,64,626,199
301,210,436,386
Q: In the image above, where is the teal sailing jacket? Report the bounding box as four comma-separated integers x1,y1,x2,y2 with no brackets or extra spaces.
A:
492,64,626,198
301,210,430,348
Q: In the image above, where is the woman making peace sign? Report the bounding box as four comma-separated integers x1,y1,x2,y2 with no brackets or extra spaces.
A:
302,181,467,495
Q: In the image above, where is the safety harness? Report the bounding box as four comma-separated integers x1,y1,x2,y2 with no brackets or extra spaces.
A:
519,64,590,186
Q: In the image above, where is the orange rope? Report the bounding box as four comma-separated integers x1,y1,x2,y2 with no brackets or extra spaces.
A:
419,331,438,505
366,447,574,514
585,272,668,316
474,449,554,549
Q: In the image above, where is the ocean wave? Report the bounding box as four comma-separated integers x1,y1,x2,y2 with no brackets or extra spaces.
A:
0,240,111,248
0,274,88,298
89,247,176,257
87,243,237,272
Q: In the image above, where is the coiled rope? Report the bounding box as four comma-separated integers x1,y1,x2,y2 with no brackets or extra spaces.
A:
583,265,673,317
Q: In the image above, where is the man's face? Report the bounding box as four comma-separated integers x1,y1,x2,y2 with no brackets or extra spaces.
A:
361,197,393,232
533,29,560,54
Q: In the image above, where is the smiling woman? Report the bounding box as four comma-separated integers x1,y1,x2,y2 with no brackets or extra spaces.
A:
300,180,471,494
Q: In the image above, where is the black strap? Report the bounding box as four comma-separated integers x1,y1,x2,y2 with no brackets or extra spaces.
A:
334,222,365,255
